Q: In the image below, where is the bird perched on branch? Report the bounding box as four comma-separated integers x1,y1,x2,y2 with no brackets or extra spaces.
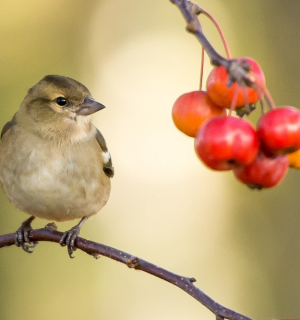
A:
0,75,114,257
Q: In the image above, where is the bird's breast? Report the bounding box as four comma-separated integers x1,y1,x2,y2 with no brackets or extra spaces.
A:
0,129,111,221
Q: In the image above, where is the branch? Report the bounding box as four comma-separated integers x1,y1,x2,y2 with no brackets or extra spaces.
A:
170,0,256,90
170,0,229,67
0,226,253,320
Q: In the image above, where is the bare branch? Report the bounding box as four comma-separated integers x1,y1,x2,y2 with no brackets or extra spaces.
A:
0,227,253,320
170,0,258,89
170,0,267,110
170,0,229,67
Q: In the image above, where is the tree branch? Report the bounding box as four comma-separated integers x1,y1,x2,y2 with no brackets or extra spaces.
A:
170,0,258,91
0,226,253,320
170,0,229,67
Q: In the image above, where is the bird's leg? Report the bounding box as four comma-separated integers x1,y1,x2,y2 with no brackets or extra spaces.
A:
59,216,88,258
15,215,38,253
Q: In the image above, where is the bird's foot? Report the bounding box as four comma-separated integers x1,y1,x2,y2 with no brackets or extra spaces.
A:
15,216,38,253
59,225,80,258
59,217,88,258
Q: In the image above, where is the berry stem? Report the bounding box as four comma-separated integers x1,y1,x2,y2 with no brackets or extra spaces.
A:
242,84,249,108
199,46,205,90
229,84,239,116
251,74,276,110
199,9,231,59
259,100,265,114
263,86,276,110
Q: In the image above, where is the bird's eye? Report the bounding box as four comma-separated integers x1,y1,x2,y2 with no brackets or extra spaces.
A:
55,97,67,106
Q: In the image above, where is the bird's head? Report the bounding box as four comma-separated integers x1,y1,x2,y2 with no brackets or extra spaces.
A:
17,75,105,141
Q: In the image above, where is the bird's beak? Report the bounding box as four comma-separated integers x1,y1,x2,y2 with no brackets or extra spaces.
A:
76,98,105,116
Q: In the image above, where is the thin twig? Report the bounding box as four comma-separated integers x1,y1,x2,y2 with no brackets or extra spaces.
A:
170,0,228,67
170,0,258,95
199,9,231,59
0,227,253,320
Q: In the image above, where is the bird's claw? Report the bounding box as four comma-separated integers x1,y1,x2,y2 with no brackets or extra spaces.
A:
20,241,38,253
59,217,87,258
59,226,80,258
15,217,38,253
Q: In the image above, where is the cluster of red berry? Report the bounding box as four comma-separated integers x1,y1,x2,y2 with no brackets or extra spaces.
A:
172,57,300,189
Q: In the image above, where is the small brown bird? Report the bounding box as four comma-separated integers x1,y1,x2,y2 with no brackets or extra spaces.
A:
0,75,114,257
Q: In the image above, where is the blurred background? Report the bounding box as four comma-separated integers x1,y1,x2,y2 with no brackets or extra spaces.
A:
1,0,300,319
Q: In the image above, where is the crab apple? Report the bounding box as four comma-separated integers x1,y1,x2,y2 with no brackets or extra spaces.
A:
234,152,289,189
287,149,300,169
194,116,259,171
206,57,265,109
172,91,226,137
257,106,300,155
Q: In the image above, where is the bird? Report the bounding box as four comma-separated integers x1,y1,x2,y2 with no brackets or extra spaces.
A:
0,75,114,257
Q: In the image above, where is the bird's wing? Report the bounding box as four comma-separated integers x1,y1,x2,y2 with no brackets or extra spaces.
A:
95,127,114,178
1,114,16,138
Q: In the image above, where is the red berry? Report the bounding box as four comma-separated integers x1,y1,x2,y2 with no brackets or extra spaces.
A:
194,116,259,171
234,152,289,189
206,57,265,109
287,149,300,169
257,106,300,155
172,91,226,137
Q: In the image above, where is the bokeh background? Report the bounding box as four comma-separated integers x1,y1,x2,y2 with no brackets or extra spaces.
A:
1,1,300,319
